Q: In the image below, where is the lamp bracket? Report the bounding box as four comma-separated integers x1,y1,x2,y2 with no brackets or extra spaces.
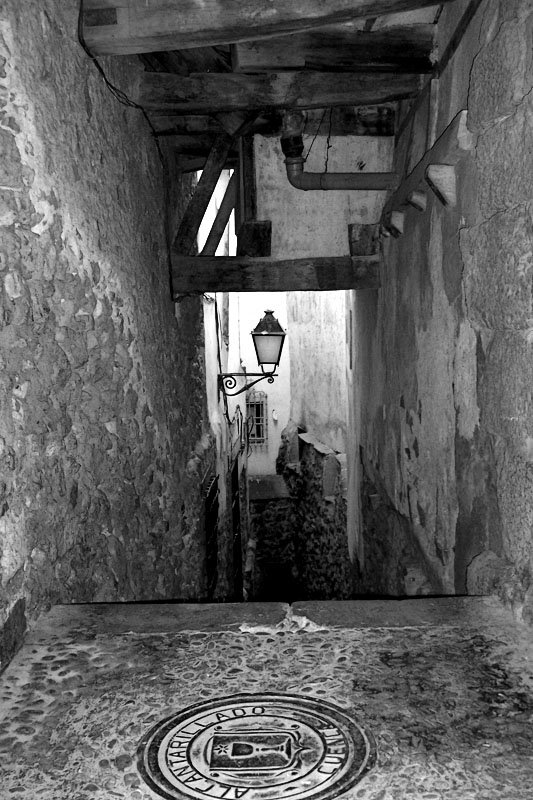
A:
218,372,276,397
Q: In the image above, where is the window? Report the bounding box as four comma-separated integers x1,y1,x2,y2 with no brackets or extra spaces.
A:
246,391,267,445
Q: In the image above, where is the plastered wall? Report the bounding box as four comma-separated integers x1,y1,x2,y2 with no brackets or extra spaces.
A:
356,0,533,614
255,133,393,454
0,0,215,662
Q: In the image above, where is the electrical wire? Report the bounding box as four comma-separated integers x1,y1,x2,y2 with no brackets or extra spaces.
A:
77,0,164,166
304,107,328,163
324,107,333,173
77,0,177,299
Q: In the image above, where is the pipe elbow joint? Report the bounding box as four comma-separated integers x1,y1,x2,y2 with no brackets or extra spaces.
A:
285,157,307,190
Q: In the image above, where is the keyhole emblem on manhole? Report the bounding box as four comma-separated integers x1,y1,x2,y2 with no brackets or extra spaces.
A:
137,693,376,800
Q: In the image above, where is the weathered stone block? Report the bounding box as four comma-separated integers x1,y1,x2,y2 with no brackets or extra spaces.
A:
479,330,533,447
469,16,530,131
475,93,533,217
0,129,23,188
461,205,533,329
359,470,441,597
478,331,533,569
466,549,513,595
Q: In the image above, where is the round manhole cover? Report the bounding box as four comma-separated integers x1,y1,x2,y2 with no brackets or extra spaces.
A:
137,693,376,800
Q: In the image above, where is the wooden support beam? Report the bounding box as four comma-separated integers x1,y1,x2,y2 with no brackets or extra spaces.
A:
425,164,457,206
237,135,256,231
426,77,440,150
152,115,230,134
237,221,272,257
173,132,234,253
135,71,420,115
200,172,236,256
215,113,251,136
232,25,434,74
171,255,380,294
348,223,380,256
163,133,240,161
82,0,457,56
176,154,238,174
302,106,395,136
381,110,475,223
164,133,218,153
154,106,395,138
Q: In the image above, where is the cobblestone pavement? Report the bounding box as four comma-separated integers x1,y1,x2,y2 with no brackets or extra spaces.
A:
0,598,532,800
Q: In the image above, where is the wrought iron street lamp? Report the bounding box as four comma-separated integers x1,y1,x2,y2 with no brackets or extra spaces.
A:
219,310,286,397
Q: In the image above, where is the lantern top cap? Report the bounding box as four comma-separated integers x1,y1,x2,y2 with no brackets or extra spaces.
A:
252,310,285,335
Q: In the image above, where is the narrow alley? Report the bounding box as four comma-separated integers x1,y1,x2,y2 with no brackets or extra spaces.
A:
1,0,533,798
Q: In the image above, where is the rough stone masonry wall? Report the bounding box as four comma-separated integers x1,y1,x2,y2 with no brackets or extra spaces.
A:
0,0,214,666
357,0,533,619
280,433,353,600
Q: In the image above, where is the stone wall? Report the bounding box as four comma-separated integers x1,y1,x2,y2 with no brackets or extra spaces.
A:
251,428,354,601
0,0,215,665
358,464,442,597
285,438,353,600
356,0,533,617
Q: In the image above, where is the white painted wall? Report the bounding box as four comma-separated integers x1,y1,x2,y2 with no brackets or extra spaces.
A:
233,293,290,475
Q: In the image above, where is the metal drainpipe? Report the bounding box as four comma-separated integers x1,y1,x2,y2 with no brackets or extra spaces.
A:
280,110,399,192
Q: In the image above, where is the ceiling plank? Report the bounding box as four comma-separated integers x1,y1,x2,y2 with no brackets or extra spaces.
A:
136,71,420,115
171,255,380,293
232,25,434,74
302,106,395,136
82,0,456,55
160,133,222,152
153,106,395,137
175,154,238,173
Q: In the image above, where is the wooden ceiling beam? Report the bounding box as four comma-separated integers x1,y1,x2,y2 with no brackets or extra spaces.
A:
232,25,434,74
175,154,239,173
82,0,456,56
153,106,395,138
136,71,419,115
171,254,380,294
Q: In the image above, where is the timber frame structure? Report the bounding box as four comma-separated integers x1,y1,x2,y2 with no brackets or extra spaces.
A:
80,0,478,294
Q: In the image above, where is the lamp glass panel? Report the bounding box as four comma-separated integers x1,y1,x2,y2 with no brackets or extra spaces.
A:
253,333,284,367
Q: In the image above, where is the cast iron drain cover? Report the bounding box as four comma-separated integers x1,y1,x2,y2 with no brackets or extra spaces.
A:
137,693,376,800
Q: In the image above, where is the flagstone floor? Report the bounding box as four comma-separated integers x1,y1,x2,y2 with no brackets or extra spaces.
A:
1,598,532,800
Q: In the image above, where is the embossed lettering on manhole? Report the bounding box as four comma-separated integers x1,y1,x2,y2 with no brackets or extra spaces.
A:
137,693,376,800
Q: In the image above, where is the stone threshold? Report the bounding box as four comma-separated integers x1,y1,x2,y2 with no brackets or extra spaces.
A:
26,596,514,643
